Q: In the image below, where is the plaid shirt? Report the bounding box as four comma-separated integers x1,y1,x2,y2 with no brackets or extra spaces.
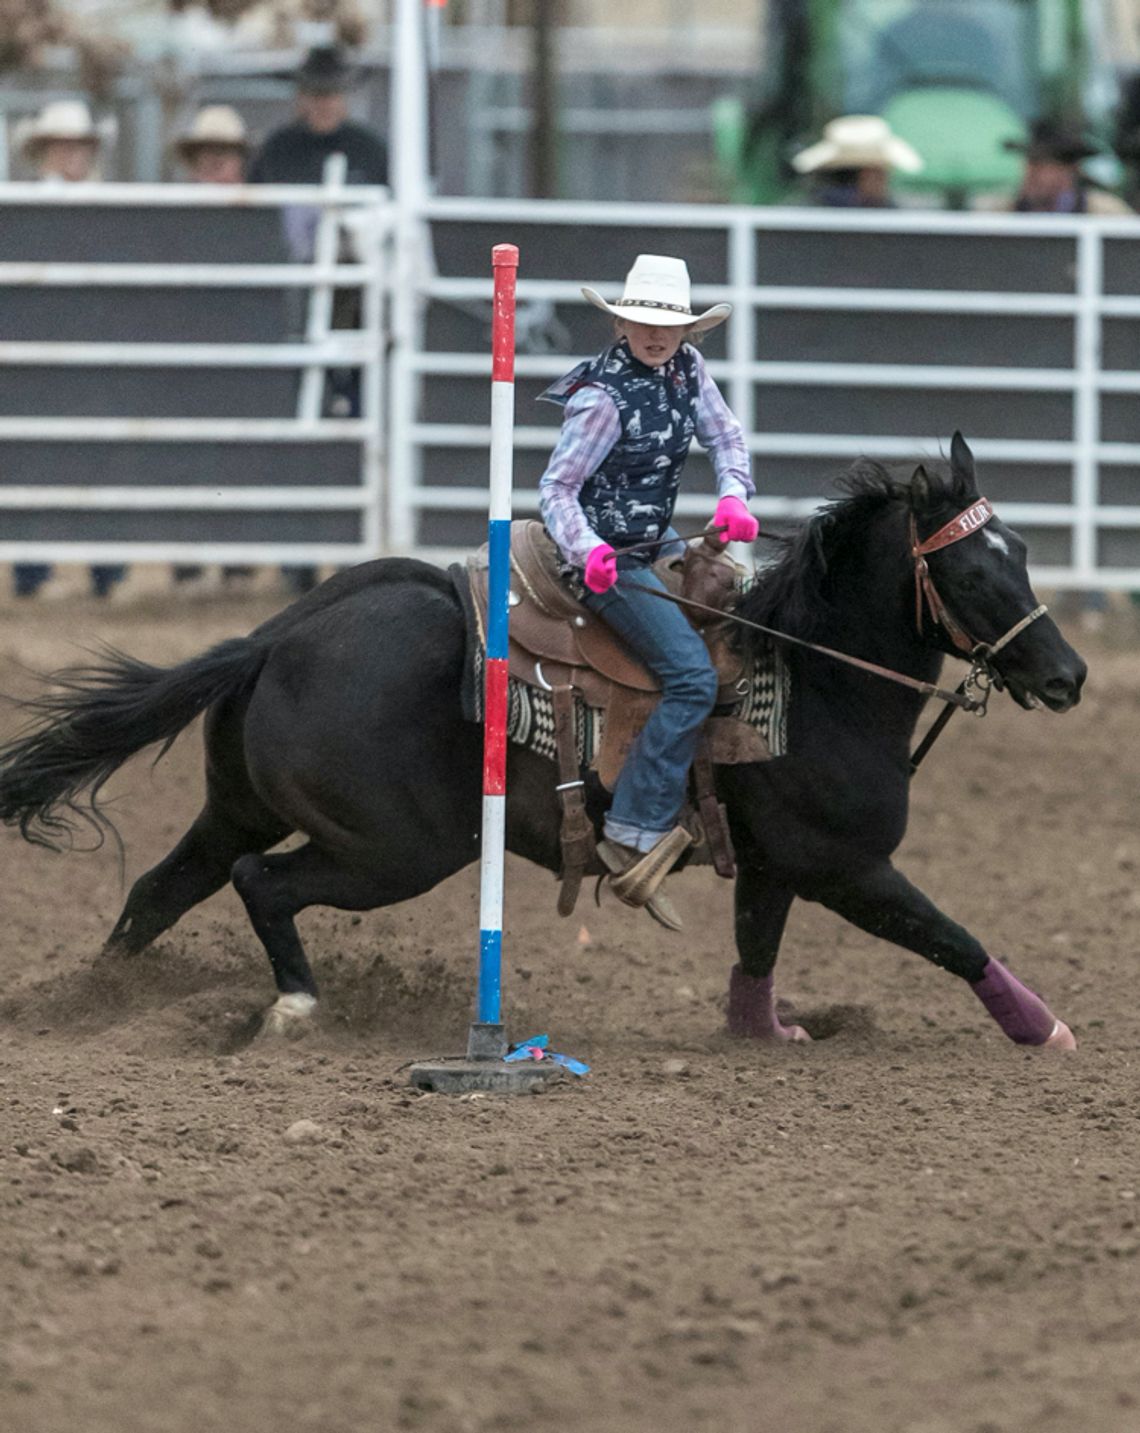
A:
538,346,754,568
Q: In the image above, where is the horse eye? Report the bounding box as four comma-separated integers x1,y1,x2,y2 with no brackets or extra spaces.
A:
956,566,985,593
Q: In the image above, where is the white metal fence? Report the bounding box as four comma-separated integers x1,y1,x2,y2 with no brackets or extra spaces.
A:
5,189,1140,588
394,198,1140,589
0,174,391,567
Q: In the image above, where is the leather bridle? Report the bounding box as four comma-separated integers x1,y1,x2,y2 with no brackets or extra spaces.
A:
910,496,1047,664
624,497,1052,774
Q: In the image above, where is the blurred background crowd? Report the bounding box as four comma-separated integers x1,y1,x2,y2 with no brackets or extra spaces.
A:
4,1,1140,203
3,0,1140,614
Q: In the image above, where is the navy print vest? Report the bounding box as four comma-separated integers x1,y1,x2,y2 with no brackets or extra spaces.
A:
540,339,699,551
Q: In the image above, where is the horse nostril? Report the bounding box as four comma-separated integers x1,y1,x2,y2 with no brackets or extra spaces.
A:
1044,675,1080,705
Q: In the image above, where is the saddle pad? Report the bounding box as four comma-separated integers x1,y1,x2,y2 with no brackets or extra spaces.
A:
471,637,790,768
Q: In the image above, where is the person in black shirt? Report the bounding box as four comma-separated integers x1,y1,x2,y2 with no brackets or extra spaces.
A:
249,48,387,594
248,47,388,191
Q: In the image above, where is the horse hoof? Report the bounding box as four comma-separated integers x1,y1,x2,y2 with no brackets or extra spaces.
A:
259,992,318,1040
1042,1019,1077,1051
98,935,143,962
726,1020,812,1043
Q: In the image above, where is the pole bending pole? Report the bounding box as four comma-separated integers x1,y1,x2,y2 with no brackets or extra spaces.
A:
469,242,518,1060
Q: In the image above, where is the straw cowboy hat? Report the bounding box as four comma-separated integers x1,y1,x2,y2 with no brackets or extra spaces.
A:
15,100,114,158
793,114,924,174
174,106,250,160
581,255,731,333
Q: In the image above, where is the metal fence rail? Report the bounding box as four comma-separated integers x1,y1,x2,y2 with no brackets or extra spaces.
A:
391,198,1140,589
0,178,391,566
5,188,1140,588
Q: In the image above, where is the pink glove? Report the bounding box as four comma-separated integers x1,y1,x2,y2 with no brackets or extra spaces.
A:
583,543,617,594
713,495,759,544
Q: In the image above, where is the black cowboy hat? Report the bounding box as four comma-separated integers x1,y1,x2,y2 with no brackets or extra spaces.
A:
295,47,355,95
1004,118,1100,164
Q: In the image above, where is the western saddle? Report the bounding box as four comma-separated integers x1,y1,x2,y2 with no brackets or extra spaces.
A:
466,521,771,917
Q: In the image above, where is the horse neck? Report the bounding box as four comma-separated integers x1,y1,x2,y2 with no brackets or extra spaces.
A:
789,505,943,743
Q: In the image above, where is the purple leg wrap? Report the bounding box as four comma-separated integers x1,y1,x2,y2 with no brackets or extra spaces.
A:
727,964,795,1040
971,958,1058,1045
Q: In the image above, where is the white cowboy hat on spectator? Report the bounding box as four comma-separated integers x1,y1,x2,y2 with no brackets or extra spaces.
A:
15,100,115,158
793,114,923,174
174,106,250,159
582,254,731,333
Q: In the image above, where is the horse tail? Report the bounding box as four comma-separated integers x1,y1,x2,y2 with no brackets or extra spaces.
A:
0,636,269,850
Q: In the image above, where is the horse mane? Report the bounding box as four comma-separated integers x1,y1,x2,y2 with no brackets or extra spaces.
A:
737,455,974,642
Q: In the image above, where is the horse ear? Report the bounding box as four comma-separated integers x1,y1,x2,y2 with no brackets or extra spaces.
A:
910,464,933,510
950,430,977,492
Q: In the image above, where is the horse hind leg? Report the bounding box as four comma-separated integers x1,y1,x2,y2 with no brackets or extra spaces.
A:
230,843,391,1037
103,803,290,958
728,865,810,1042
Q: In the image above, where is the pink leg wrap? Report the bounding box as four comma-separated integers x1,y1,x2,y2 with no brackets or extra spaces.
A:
727,964,810,1042
972,958,1073,1047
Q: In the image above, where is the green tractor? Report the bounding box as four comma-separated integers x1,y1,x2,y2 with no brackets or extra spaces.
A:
714,0,1121,206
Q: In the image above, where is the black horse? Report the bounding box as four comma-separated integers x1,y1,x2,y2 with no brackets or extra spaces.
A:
0,434,1086,1047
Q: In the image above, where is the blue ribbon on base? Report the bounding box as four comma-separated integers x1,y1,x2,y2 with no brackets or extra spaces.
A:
504,1033,590,1077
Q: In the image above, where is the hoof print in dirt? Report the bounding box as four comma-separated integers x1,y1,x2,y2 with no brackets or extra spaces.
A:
793,1003,879,1042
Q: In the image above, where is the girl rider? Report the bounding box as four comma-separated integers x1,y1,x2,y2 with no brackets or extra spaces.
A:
538,254,758,931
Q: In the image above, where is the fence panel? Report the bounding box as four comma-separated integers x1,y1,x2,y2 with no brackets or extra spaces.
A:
0,180,390,567
5,189,1140,589
394,199,1140,589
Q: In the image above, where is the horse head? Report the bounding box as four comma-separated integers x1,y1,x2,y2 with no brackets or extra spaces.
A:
909,432,1086,712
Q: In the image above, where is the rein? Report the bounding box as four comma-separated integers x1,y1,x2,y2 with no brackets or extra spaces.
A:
608,525,728,558
636,584,981,711
624,496,1050,770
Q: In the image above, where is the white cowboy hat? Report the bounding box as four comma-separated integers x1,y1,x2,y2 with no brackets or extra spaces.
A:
174,106,250,158
15,100,115,158
792,114,924,175
582,254,731,333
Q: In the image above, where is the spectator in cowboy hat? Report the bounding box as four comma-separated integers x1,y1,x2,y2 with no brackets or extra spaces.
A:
173,104,249,186
14,99,112,185
999,117,1132,215
792,114,923,208
249,46,387,595
996,117,1130,630
170,105,256,596
12,100,125,600
248,46,387,191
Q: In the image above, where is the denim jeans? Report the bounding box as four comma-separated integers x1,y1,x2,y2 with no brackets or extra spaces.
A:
582,562,718,851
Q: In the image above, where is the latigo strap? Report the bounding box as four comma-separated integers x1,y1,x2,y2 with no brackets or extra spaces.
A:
551,684,597,917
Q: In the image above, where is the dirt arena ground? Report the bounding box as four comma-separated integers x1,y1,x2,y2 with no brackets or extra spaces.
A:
1,583,1138,1433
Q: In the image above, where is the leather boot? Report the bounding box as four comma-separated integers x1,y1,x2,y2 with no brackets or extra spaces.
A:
597,826,692,932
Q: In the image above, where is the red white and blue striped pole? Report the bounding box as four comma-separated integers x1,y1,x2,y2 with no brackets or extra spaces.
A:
471,243,518,1051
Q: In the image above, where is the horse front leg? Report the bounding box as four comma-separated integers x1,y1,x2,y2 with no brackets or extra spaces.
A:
804,861,1075,1049
728,862,810,1042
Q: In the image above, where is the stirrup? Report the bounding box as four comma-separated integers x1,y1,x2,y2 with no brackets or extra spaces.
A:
591,865,684,931
597,826,693,909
